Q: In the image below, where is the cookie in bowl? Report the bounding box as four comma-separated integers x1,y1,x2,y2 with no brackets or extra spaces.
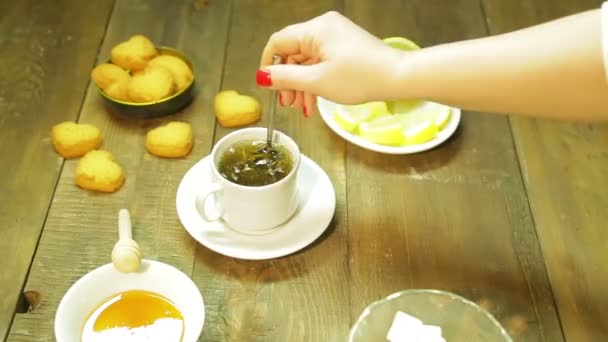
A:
90,35,195,118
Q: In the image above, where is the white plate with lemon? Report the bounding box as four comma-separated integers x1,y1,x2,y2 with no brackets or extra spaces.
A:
317,37,461,155
318,97,460,154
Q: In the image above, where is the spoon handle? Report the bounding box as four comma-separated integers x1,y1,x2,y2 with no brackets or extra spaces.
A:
118,209,132,240
266,54,282,145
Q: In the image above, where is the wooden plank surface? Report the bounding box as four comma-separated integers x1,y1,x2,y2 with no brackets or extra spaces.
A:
345,0,563,341
0,0,114,339
482,0,608,340
7,0,232,339
7,0,605,341
191,0,351,341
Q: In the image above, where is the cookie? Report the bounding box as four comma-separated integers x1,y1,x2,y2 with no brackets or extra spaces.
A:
127,66,175,103
104,77,131,102
111,35,157,72
145,121,193,158
148,55,193,91
75,150,125,193
52,121,102,159
214,90,261,128
91,63,130,90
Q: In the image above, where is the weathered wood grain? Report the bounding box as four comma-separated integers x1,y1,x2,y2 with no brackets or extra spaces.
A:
191,0,350,341
345,0,563,341
0,0,114,339
482,0,608,340
6,0,232,340
6,0,605,341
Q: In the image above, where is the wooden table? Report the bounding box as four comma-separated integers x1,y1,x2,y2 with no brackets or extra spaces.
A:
1,0,607,341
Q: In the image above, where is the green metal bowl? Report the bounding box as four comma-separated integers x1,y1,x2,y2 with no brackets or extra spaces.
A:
95,46,195,119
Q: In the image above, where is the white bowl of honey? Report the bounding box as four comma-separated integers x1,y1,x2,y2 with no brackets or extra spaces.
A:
55,259,204,342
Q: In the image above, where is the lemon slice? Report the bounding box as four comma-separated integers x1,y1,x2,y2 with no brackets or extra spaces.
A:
405,102,452,129
353,101,451,146
403,121,438,145
383,37,421,51
349,101,390,119
434,108,451,130
359,115,405,145
334,107,359,132
388,99,423,114
333,101,389,132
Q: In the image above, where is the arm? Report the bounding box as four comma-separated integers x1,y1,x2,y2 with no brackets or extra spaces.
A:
392,9,608,121
260,9,608,121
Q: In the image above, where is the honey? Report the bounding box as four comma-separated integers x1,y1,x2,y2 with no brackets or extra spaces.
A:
81,290,184,341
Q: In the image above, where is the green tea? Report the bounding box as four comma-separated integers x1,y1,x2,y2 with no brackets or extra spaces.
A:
217,139,294,186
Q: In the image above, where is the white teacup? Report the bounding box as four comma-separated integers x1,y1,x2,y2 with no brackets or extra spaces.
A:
55,259,205,342
196,127,301,234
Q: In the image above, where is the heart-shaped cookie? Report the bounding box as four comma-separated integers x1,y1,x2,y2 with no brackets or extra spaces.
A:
127,66,175,103
75,150,125,193
214,90,261,128
52,121,102,159
91,63,130,90
104,77,131,102
145,121,193,158
111,35,157,72
148,55,193,91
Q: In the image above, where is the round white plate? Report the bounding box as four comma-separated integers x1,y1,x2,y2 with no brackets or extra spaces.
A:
176,154,336,260
317,97,461,154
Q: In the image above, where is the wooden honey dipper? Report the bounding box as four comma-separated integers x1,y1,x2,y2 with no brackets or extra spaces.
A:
111,209,142,273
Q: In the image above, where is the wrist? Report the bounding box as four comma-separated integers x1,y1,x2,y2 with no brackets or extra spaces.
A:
383,48,431,101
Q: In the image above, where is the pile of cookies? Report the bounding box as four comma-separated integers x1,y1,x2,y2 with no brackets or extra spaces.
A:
53,34,282,194
51,89,262,193
52,121,194,193
91,35,193,103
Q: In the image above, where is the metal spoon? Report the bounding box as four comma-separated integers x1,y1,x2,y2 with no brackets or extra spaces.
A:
265,54,282,148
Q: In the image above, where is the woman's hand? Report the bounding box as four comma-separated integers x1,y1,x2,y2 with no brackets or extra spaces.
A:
257,11,407,116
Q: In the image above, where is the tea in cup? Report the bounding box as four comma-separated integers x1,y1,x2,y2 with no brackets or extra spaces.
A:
196,127,301,233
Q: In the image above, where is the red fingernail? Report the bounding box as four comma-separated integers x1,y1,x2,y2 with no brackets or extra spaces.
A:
278,93,284,106
256,70,272,87
303,104,309,117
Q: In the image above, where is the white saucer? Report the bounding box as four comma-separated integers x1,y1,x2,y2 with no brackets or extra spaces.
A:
176,154,336,260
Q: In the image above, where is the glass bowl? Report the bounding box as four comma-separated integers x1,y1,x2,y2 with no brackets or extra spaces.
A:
349,289,512,342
